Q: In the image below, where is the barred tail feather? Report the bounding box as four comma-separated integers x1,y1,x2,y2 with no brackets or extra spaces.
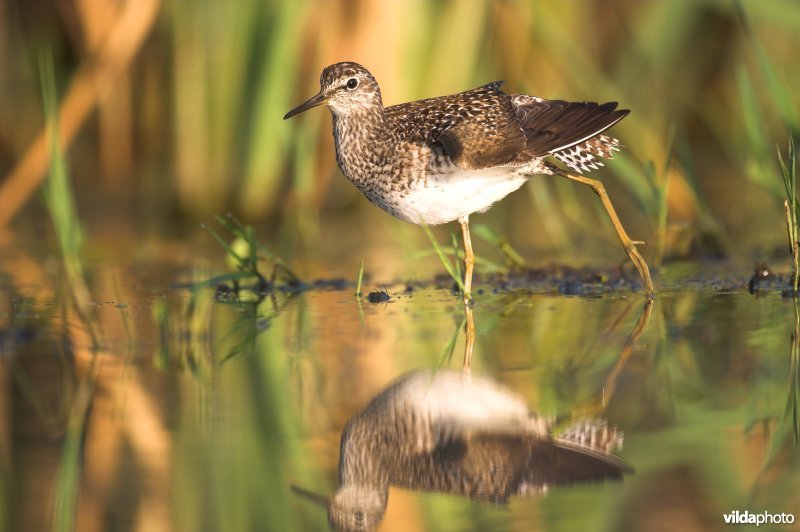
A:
553,135,621,174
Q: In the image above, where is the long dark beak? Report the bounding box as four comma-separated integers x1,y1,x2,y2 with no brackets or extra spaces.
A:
284,91,327,120
291,485,330,508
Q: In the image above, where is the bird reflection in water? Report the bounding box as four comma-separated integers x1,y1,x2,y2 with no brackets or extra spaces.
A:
297,369,632,531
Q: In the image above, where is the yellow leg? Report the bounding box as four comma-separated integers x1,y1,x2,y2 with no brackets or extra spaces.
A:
601,299,653,406
459,216,474,304
462,303,475,375
558,172,655,299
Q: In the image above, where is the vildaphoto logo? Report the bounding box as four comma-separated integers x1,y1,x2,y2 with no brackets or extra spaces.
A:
723,510,795,526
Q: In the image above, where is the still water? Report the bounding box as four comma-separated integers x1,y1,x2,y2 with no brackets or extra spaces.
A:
1,255,799,531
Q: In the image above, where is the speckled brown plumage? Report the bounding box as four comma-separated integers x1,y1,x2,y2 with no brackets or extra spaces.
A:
385,83,627,172
285,62,654,299
285,62,627,225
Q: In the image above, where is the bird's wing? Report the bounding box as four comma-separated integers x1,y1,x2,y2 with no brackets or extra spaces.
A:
511,96,629,158
387,86,628,171
386,82,528,170
437,113,527,169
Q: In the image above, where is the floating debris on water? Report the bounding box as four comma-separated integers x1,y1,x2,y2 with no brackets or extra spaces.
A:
367,289,391,303
748,263,774,294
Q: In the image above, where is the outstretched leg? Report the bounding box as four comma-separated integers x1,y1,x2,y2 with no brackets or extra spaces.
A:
458,216,474,304
556,170,654,298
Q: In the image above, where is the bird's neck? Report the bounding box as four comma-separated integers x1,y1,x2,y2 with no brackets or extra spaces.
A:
331,106,395,186
338,417,391,491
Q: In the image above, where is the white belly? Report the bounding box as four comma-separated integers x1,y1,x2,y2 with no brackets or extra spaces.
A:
393,167,528,225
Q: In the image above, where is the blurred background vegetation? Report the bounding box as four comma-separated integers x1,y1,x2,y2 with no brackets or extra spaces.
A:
0,0,799,275
2,2,800,531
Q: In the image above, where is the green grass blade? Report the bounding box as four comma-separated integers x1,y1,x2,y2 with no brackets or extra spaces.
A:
406,247,507,274
450,231,463,282
778,134,797,206
39,51,99,346
53,360,97,532
437,313,466,367
204,222,251,271
206,216,300,285
356,259,365,297
423,226,465,293
471,224,525,269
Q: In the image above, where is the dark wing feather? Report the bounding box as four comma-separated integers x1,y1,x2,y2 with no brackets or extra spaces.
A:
512,98,629,158
387,432,630,502
437,109,526,169
516,438,630,492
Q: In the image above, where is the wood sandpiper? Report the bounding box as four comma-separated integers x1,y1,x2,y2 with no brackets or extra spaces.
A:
293,369,631,531
284,62,654,301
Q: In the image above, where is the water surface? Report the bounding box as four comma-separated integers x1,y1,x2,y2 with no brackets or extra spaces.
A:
1,252,799,531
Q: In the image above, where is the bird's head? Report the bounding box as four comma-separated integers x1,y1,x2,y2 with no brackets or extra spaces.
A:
328,485,387,532
284,62,382,120
292,483,387,532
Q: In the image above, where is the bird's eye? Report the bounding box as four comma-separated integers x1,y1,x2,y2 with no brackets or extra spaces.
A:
354,510,365,523
346,78,358,90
